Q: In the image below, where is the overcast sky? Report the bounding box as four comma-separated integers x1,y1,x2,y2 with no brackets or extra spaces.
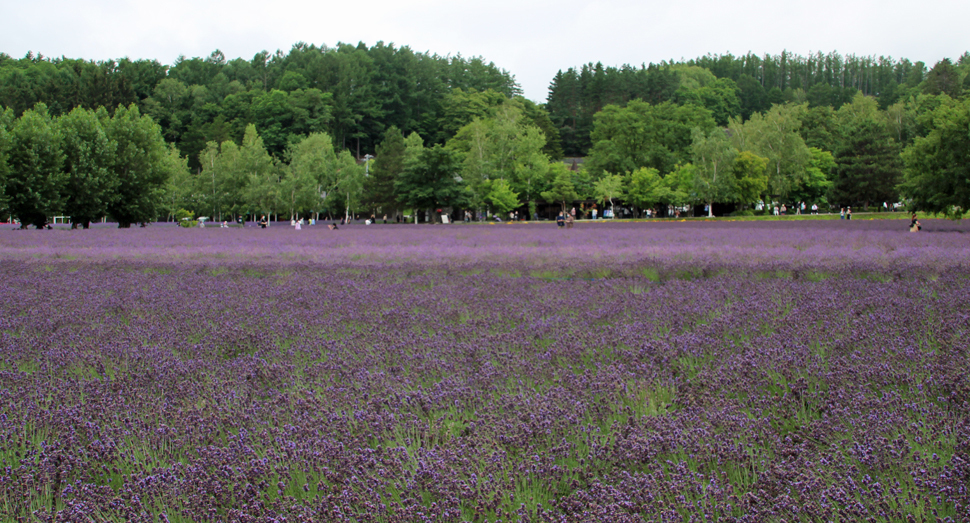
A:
3,0,968,102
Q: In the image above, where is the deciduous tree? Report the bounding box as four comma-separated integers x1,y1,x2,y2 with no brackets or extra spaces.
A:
57,107,117,228
6,103,64,228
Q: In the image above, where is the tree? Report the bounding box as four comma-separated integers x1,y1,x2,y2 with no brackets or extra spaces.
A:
625,167,665,216
829,94,902,207
661,164,695,210
789,148,833,206
731,151,769,208
584,100,715,178
287,132,338,221
0,107,13,214
922,59,963,98
540,162,580,213
899,97,970,217
729,104,810,203
448,104,550,217
363,126,406,216
593,174,624,217
485,178,519,216
102,105,177,227
332,150,365,222
6,104,64,228
237,124,279,222
691,128,737,216
57,107,117,228
394,145,462,223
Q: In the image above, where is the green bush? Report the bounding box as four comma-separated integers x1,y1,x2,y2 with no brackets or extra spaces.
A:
176,209,195,228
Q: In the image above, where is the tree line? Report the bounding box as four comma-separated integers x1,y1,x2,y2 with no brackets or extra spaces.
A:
0,43,519,169
547,51,970,156
0,104,182,228
1,45,969,225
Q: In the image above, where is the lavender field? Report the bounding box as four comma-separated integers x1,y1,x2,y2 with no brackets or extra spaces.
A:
1,220,968,522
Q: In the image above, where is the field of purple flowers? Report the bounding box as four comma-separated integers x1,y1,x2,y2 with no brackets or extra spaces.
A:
1,220,969,522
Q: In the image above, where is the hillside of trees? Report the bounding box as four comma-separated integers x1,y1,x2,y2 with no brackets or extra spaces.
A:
1,45,969,226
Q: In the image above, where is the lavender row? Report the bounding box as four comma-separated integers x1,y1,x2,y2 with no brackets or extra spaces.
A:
1,236,968,521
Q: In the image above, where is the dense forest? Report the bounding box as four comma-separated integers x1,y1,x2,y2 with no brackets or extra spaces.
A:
1,44,969,226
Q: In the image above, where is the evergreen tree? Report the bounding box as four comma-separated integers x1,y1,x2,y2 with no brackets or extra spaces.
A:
364,126,406,215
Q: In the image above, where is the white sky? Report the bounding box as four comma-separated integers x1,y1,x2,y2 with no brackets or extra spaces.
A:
3,0,968,102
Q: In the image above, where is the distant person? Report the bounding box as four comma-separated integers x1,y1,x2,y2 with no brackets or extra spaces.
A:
592,207,598,220
846,207,852,220
910,213,921,232
840,208,845,220
565,213,574,229
811,203,818,215
780,204,787,215
259,215,268,228
556,211,565,228
383,214,388,224
328,223,339,230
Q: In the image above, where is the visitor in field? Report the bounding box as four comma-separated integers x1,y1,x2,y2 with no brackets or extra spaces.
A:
840,208,845,220
811,203,818,214
846,207,852,220
565,213,574,228
556,212,565,228
259,215,268,228
910,213,921,232
780,204,787,215
328,223,339,230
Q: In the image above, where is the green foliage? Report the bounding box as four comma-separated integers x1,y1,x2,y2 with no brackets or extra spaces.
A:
584,100,716,178
236,124,280,219
102,104,179,227
540,162,580,212
394,145,462,221
899,97,970,218
593,174,625,215
729,104,810,202
625,167,665,212
677,77,742,126
0,107,12,211
691,128,737,214
175,208,195,227
448,103,550,212
485,178,519,215
57,107,118,228
789,147,833,205
363,126,405,214
6,103,65,228
829,94,903,207
732,151,770,207
921,59,963,98
663,164,696,207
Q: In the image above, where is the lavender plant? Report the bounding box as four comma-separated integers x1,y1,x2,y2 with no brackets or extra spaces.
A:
0,220,967,522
